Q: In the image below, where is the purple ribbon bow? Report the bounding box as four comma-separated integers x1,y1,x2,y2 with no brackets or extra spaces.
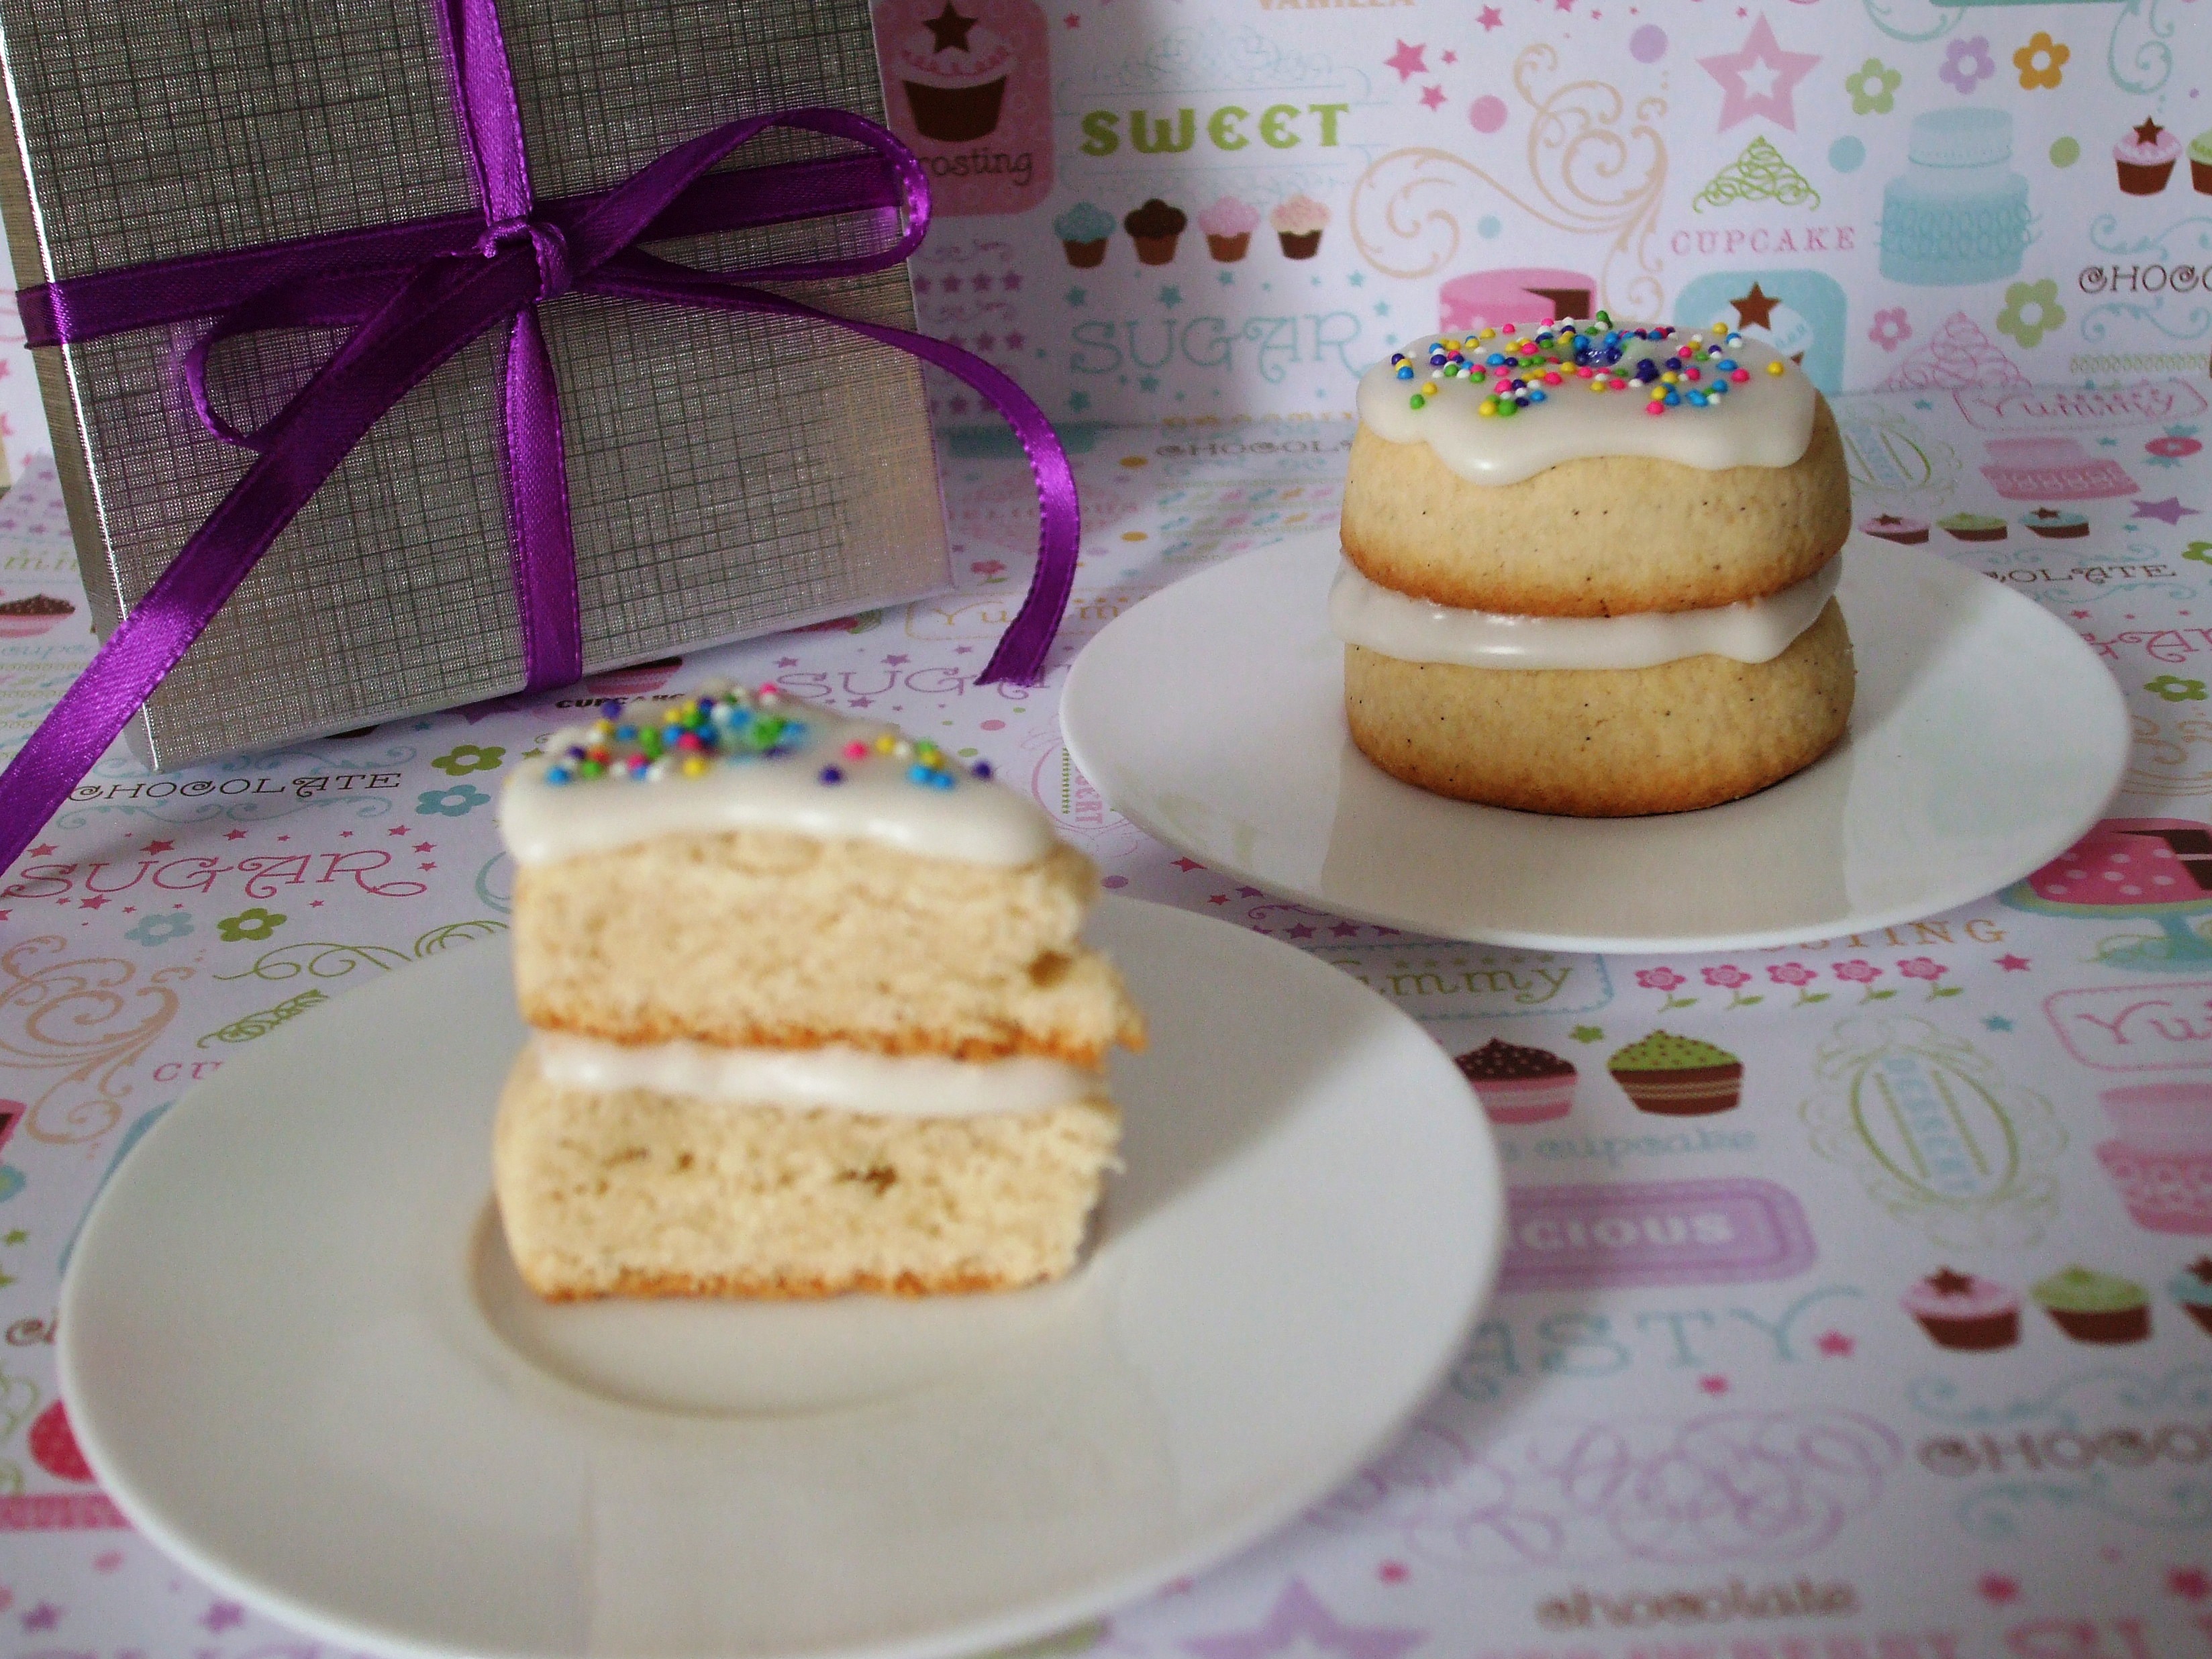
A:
0,0,1079,875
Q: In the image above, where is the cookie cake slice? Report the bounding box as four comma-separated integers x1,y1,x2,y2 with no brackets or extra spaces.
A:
494,682,1145,1300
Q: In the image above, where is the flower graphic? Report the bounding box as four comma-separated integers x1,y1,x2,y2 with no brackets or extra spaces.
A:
124,911,194,947
1995,280,2065,349
2184,542,2212,567
216,907,287,943
417,783,491,817
1766,960,1830,1005
969,559,1008,584
1844,58,1901,115
1702,963,1762,1010
1835,959,1897,1002
1940,36,1996,95
1867,308,1913,353
2148,676,2209,703
2011,32,2068,90
430,743,505,776
1899,956,1962,999
1635,965,1697,1011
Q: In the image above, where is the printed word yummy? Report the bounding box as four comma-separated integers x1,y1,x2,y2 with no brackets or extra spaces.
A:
2048,982,2212,1072
1077,103,1350,156
5,850,428,901
69,771,401,803
1958,381,2208,432
1668,225,1858,258
1920,1421,2212,1476
1537,1577,1859,1631
1069,312,1365,382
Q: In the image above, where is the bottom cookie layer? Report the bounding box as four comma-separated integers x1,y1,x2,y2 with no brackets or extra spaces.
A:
493,1048,1120,1300
1344,599,1854,817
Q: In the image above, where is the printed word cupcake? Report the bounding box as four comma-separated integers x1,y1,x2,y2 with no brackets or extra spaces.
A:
1198,197,1260,263
1270,194,1329,260
1123,198,1187,266
2116,117,2182,195
2033,1266,2151,1344
1903,1268,2021,1352
1860,513,1929,545
1455,1038,1576,1123
1608,1031,1742,1116
1054,201,1115,268
1939,512,2007,543
895,1,1013,144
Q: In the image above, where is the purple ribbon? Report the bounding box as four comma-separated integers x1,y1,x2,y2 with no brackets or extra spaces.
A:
0,0,1079,875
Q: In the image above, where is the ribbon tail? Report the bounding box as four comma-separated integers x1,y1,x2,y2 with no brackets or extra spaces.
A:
503,307,582,691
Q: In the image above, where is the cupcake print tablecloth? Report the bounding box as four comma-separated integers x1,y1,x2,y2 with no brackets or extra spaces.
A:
4,376,2212,1651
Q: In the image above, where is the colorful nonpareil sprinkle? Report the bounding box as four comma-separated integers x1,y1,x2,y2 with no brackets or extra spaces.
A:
1387,313,1780,417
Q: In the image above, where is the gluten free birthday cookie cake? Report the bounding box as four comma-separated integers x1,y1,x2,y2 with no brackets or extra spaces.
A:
1334,314,1855,816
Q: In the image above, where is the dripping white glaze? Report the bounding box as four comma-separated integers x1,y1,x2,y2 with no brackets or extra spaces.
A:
1358,321,1819,486
1330,556,1842,670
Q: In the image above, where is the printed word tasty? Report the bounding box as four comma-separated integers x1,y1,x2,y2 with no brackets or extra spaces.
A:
1537,1578,1859,1630
1078,102,1349,156
5,850,428,901
1070,312,1365,381
1668,225,1858,257
69,770,401,803
1920,1422,2212,1475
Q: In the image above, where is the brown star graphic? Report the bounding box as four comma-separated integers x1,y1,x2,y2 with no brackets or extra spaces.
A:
925,1,978,52
1730,281,1780,332
2188,1258,2212,1285
1874,514,1906,527
2135,117,2166,147
1926,1267,1977,1297
2030,508,2063,521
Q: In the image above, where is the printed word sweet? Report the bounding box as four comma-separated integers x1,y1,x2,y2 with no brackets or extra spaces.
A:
1987,564,2174,587
68,771,402,803
4,850,428,901
1069,312,1366,382
1536,1577,1859,1631
2048,983,2212,1072
2080,263,2207,293
1077,103,1350,156
1920,1422,2212,1475
1667,225,1858,257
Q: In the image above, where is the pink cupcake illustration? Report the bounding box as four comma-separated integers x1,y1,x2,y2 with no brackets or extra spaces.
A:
2116,117,2182,195
1903,1268,2021,1351
585,655,683,699
1454,1038,1576,1124
1270,194,1330,260
895,2,1013,144
1197,197,1260,263
2095,1083,2212,1234
0,595,74,638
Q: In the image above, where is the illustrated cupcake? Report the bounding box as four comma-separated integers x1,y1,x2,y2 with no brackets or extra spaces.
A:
1938,511,2008,543
1860,513,1929,545
585,655,681,699
2094,1082,2212,1234
1455,1039,1576,1124
1123,199,1187,266
1197,197,1260,263
2193,129,2212,195
1903,1268,2021,1352
0,595,74,638
895,3,1013,144
1270,194,1329,260
1607,1031,1742,1116
2172,1258,2212,1335
1054,202,1115,268
2032,1266,2152,1344
2116,118,2182,195
2023,507,2090,540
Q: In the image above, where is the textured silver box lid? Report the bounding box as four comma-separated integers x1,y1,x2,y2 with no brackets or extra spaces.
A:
0,0,950,769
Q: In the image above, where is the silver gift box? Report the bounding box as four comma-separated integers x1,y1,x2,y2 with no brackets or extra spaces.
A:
0,0,950,768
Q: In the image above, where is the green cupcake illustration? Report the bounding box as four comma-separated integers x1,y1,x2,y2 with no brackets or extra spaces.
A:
1939,511,2008,543
1607,1030,1743,1116
2033,1266,2150,1344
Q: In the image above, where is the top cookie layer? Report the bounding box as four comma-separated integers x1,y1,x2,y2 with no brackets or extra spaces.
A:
1356,320,1817,486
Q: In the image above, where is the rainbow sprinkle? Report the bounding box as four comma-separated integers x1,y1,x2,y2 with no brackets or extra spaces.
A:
1385,312,1777,419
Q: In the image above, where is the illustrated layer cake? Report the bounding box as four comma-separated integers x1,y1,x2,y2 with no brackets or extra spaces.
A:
495,683,1146,1301
1335,315,1855,816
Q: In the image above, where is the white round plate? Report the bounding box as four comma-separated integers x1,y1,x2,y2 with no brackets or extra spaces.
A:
1062,529,2129,953
60,897,1501,1659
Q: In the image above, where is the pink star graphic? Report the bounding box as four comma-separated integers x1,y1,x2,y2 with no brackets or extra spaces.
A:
1698,15,1820,132
21,1604,58,1631
389,825,411,836
1207,893,1229,905
201,1602,246,1632
1064,11,1078,23
1378,1560,1408,1582
777,657,799,668
1329,921,1361,937
1816,1329,1855,1356
1554,0,1572,10
1418,84,1447,110
2170,1567,2212,1601
414,842,435,852
1441,50,1457,64
1478,4,1502,25
1699,1374,1729,1395
78,895,107,910
1978,1574,2021,1605
225,829,248,840
1172,857,1203,871
2133,497,2200,525
1237,885,1262,897
144,839,174,854
1997,954,2031,971
1186,1579,1423,1659
1385,39,1427,81
1287,923,1316,939
27,844,52,857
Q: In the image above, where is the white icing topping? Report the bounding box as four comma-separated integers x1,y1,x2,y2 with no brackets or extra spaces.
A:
1357,322,1818,487
532,1032,1096,1117
499,683,1058,868
1330,556,1842,670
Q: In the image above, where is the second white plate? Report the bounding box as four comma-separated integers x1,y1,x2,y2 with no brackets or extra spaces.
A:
1062,530,2129,953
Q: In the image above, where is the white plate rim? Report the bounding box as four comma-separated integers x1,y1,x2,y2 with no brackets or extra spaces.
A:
1062,529,2130,954
58,899,1505,1659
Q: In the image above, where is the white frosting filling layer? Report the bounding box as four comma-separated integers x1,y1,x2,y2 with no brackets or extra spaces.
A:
1330,557,1842,671
532,1032,1097,1117
501,685,1058,869
1358,325,1817,487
